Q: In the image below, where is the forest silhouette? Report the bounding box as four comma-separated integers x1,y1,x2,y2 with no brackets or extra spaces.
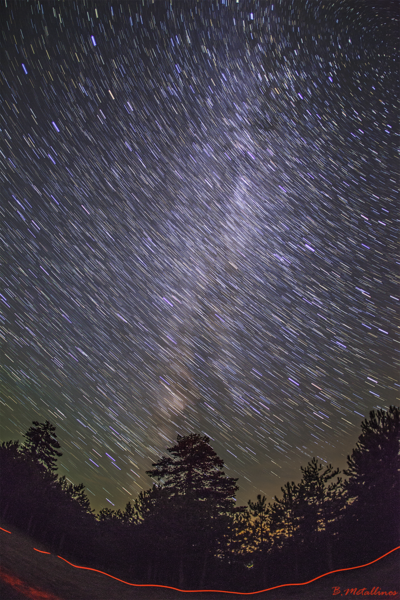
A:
0,406,399,592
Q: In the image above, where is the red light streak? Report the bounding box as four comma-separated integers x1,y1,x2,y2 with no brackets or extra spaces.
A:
0,526,11,534
0,566,61,600
57,546,400,595
1,526,399,595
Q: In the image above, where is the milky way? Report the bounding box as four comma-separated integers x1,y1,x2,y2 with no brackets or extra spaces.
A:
1,0,398,510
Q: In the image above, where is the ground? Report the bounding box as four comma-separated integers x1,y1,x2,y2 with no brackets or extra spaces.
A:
0,520,398,600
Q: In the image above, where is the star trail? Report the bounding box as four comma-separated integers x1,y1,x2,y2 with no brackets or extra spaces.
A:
0,0,398,511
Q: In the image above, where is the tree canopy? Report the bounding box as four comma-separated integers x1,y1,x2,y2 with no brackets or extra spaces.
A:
146,433,238,509
144,433,240,587
1,409,399,590
344,405,400,555
22,420,62,471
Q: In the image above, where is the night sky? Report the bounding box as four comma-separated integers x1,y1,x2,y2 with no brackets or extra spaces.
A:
1,0,398,512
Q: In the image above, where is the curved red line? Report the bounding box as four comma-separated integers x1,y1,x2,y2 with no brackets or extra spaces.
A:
0,526,12,534
1,524,398,594
57,546,400,595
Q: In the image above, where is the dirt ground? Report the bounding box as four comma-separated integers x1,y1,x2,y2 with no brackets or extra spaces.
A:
0,521,398,600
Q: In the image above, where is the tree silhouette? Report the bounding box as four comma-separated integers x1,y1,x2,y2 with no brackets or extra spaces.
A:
0,436,61,539
298,458,344,571
268,481,303,579
22,420,62,471
248,494,270,553
246,494,270,585
146,433,238,503
145,433,239,587
119,501,138,525
0,440,23,521
343,405,400,558
3,413,396,589
0,423,99,563
59,476,92,513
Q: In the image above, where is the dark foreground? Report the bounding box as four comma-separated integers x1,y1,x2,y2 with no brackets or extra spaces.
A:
0,520,398,600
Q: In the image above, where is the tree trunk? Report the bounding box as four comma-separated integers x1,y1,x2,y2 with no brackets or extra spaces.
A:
147,559,152,582
199,550,208,588
293,542,299,580
178,554,185,589
326,534,333,571
152,559,158,583
262,558,267,588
